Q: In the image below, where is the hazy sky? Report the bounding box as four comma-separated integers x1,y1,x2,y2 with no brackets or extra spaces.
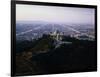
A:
16,4,95,24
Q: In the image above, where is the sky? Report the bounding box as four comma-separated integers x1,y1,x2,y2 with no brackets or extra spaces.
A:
16,4,95,25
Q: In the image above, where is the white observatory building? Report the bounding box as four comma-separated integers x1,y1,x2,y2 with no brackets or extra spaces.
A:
50,30,64,41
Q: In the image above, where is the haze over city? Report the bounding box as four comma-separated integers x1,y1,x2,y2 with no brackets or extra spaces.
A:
16,4,95,25
15,3,96,76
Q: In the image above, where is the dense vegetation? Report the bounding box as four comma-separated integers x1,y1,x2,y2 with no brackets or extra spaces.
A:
16,35,96,76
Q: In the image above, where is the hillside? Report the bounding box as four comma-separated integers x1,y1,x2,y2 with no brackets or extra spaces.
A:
16,35,96,76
